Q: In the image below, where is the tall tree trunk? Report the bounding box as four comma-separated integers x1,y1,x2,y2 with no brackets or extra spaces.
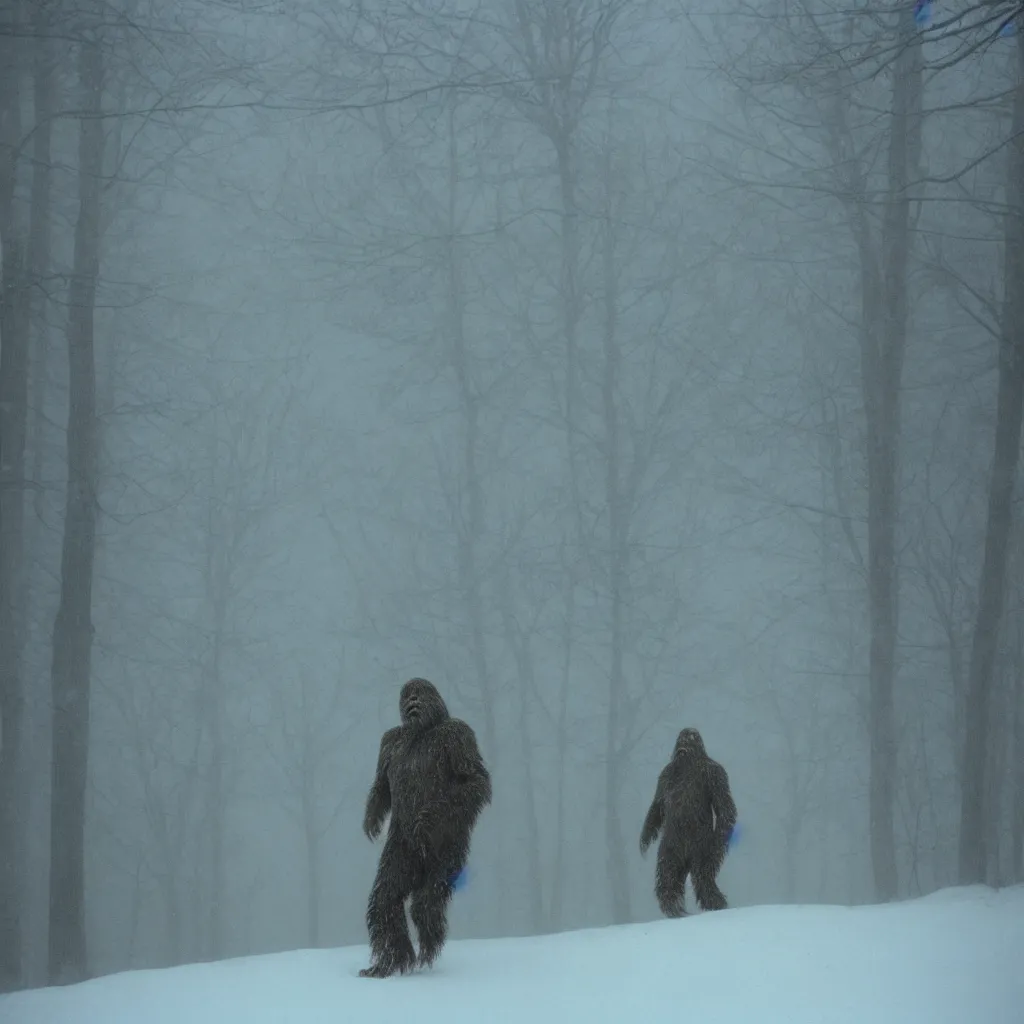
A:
984,660,1012,883
517,684,544,932
551,126,583,929
48,36,104,985
144,789,183,967
299,688,320,949
1011,621,1023,881
303,800,320,947
547,128,583,927
0,211,22,973
442,102,505,933
28,4,55,533
861,10,921,902
157,857,183,965
205,587,227,960
549,553,573,931
21,17,55,986
863,333,901,904
504,4,616,928
446,103,495,763
556,133,583,525
601,185,630,924
958,34,1024,885
551,123,584,927
498,579,545,931
0,0,28,990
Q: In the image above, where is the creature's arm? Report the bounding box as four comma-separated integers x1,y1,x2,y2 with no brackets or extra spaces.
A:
708,761,737,847
363,727,401,841
639,771,668,855
413,720,492,851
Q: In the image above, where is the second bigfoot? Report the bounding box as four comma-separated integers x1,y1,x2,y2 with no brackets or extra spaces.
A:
640,727,737,917
360,678,492,978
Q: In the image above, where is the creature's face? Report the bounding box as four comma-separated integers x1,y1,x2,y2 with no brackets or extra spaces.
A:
673,727,706,758
399,677,449,729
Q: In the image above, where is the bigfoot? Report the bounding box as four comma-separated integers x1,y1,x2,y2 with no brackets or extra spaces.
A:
360,678,492,977
640,727,737,917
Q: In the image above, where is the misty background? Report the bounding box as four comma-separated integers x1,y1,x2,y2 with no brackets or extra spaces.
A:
1,0,1022,993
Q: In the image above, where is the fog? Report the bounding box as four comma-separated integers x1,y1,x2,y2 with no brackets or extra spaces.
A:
1,0,1022,992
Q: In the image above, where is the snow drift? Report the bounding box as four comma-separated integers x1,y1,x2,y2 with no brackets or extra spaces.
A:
3,885,1022,1024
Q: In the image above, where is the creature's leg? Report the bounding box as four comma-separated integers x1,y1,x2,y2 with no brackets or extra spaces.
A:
691,857,728,912
655,842,688,918
410,873,456,968
361,833,420,978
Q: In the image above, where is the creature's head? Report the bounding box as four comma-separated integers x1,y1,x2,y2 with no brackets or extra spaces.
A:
399,677,449,729
673,727,707,759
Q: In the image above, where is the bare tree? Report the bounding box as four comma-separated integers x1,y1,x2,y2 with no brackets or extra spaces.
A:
194,362,300,959
959,33,1024,884
0,0,30,991
264,663,353,947
859,7,923,901
1010,578,1024,880
104,659,208,966
0,1,56,989
497,0,640,923
502,0,624,509
48,28,104,983
704,0,924,899
496,561,548,932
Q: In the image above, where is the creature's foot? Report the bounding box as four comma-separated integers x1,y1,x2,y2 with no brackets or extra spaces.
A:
359,954,415,978
359,963,395,979
696,892,728,912
417,948,442,970
659,905,692,921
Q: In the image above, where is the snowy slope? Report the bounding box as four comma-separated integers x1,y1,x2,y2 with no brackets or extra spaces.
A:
3,885,1022,1024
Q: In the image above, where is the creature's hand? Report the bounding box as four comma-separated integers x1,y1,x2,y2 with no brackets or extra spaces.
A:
721,823,738,852
639,789,664,856
363,787,390,841
363,813,383,842
363,728,399,842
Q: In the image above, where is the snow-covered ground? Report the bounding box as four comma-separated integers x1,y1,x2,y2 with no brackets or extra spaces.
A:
3,885,1022,1024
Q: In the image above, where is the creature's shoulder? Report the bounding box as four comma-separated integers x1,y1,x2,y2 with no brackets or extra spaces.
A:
433,717,479,748
379,725,404,758
704,757,729,786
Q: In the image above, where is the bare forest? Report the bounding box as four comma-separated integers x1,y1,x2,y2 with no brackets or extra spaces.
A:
0,0,1022,990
